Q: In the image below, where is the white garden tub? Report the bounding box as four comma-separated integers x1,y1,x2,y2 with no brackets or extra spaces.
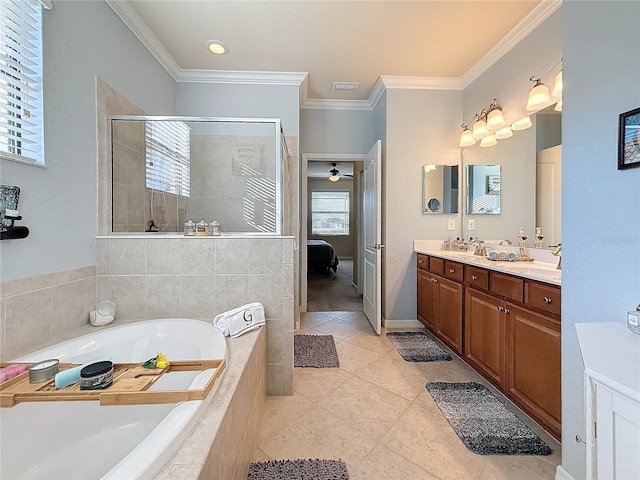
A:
0,318,227,480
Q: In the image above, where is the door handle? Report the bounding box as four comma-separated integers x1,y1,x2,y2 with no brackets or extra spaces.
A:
367,244,385,250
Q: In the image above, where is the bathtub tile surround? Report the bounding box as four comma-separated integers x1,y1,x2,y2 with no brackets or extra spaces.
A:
0,265,97,360
96,235,294,395
153,327,266,480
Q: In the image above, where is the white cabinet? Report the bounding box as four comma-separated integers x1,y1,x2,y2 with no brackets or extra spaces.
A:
577,322,640,479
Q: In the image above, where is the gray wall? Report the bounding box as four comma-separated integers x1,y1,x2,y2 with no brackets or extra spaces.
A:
562,2,640,478
300,109,373,154
0,1,176,281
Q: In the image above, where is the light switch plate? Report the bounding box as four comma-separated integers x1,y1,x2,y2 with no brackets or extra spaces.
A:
447,219,456,231
468,219,475,231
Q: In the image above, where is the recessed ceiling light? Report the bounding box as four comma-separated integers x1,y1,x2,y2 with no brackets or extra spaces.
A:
206,40,228,55
332,82,359,92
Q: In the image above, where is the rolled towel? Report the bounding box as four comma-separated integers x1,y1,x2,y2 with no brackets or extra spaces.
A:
488,250,499,260
54,356,111,389
507,251,517,261
498,251,508,260
0,363,29,383
213,302,265,338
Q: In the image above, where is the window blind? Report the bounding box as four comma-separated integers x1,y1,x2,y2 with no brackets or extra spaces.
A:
0,0,44,164
311,190,350,235
145,120,191,197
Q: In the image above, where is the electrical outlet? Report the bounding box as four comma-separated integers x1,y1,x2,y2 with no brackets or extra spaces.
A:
447,219,456,231
468,219,476,231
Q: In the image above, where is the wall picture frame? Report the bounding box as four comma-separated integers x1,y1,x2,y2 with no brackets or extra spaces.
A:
618,106,640,170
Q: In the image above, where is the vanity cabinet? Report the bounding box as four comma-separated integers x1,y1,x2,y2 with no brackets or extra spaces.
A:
416,255,463,354
417,253,562,440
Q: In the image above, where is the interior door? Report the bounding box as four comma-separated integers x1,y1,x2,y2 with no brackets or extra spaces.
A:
363,140,382,334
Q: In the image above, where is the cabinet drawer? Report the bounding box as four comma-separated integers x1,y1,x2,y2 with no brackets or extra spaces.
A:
526,281,561,316
417,254,429,271
490,272,524,302
444,260,464,282
465,265,489,290
428,256,444,275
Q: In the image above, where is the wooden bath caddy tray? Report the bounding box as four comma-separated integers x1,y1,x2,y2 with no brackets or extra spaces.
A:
0,359,226,408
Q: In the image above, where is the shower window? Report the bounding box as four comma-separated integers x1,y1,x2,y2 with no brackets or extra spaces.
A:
311,190,350,236
145,121,190,196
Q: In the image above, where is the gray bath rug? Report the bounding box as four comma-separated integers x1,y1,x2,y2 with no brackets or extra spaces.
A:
294,334,339,368
426,382,552,455
247,458,349,479
386,331,452,362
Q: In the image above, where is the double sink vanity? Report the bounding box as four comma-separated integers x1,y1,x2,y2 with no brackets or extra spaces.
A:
414,242,561,440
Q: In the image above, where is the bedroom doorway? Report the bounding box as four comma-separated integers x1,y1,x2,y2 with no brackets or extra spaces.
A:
300,153,365,314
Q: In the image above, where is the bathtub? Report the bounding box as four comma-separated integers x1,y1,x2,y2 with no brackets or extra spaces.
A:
0,318,227,480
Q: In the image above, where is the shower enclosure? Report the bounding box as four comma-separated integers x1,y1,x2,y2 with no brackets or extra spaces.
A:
110,117,289,235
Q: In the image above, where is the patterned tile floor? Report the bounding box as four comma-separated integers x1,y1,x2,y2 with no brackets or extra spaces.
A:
253,311,561,480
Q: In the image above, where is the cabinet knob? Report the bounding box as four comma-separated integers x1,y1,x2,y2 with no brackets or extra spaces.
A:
449,269,455,273
504,308,510,314
471,275,478,281
418,260,423,264
498,306,504,312
432,278,438,283
543,296,552,304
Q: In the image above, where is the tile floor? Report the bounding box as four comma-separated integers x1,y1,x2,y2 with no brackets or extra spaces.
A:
253,310,561,480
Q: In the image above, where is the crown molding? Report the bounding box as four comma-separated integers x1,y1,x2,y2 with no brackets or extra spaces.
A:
380,75,463,91
301,98,373,111
460,0,562,88
176,69,308,86
105,0,181,79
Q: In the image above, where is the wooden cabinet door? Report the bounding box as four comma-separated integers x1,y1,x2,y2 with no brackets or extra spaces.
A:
437,276,463,355
417,269,437,331
464,288,506,389
506,304,561,440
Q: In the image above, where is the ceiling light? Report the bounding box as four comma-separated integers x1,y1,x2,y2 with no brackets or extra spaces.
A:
494,126,513,140
206,40,228,55
328,163,340,182
480,134,497,148
459,127,476,148
472,116,490,140
511,116,533,131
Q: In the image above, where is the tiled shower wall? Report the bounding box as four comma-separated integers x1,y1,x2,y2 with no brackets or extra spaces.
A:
0,266,97,360
96,236,294,395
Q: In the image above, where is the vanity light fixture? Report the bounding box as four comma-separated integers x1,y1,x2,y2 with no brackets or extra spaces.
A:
459,126,476,147
206,40,229,55
526,59,562,111
472,113,490,140
494,126,513,140
554,100,562,112
459,99,507,148
486,101,508,131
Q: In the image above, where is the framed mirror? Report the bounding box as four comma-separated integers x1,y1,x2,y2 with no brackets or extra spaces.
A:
422,164,459,214
466,164,501,215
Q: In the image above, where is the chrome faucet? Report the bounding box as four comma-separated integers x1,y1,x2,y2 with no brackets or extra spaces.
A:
551,243,562,270
470,239,486,257
499,239,513,246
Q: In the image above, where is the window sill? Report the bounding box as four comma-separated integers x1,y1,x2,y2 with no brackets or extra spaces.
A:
0,153,46,168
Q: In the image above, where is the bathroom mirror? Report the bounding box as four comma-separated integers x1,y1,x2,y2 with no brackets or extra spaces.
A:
110,116,287,235
422,164,459,214
466,164,501,215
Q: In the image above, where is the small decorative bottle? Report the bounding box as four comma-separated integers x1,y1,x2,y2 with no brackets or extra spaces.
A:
195,220,209,236
628,305,640,335
183,220,196,236
209,220,221,236
534,227,544,249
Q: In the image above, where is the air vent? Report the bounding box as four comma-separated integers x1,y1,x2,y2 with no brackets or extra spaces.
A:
332,82,359,92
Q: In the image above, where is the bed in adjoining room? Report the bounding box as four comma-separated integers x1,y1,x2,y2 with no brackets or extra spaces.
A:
307,240,339,274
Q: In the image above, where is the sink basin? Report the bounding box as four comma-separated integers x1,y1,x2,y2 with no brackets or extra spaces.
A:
503,264,561,280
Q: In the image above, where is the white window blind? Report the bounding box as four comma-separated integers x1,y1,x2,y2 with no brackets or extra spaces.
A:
0,0,44,164
311,190,350,236
145,121,191,197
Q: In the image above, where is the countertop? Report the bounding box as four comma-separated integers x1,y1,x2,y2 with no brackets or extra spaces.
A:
414,240,561,286
576,322,640,401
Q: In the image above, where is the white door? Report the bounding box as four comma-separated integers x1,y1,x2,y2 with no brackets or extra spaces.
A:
363,140,382,334
536,145,562,246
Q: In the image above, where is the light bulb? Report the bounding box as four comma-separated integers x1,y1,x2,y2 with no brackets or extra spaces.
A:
328,174,340,182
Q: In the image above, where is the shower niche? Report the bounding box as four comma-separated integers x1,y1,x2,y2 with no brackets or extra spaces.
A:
110,117,288,235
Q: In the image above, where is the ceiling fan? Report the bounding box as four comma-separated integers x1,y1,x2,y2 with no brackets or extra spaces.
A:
328,162,354,182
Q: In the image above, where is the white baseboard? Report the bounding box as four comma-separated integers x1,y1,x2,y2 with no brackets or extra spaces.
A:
555,465,576,480
382,319,424,329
